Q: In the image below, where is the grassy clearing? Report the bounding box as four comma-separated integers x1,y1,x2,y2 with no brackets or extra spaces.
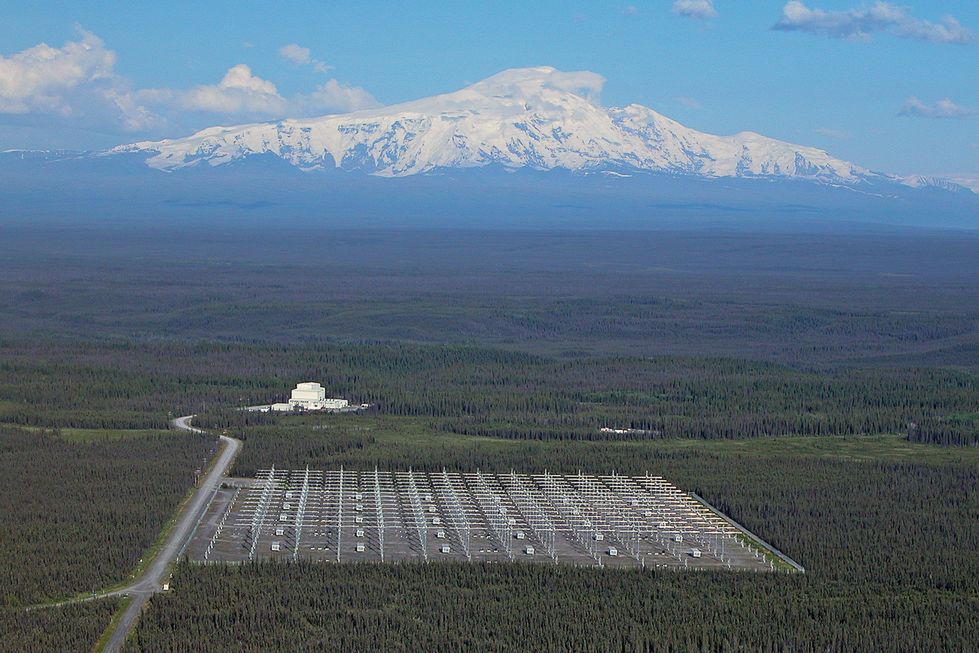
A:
59,428,171,442
0,424,172,442
274,413,979,467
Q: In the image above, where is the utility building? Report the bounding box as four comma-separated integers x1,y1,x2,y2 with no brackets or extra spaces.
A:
291,382,327,407
269,382,350,412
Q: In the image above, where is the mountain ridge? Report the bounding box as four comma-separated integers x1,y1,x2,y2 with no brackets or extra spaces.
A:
108,66,900,187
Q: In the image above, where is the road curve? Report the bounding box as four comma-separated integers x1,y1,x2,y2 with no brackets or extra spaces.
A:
100,416,240,652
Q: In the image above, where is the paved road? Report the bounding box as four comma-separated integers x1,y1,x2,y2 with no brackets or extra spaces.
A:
100,416,240,652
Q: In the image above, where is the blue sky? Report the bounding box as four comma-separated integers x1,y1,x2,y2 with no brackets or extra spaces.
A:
1,1,976,177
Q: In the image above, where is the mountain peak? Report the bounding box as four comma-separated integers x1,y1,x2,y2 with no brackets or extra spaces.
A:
110,66,886,184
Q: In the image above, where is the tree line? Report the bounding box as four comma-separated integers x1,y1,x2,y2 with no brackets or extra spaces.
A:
3,339,974,444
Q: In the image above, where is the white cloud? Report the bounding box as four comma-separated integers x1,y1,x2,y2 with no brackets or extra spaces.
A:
178,64,287,115
0,30,112,114
673,0,717,20
773,1,975,44
0,29,158,129
543,70,606,102
675,95,703,109
279,43,311,65
104,88,160,131
279,43,331,73
0,31,379,137
899,96,975,119
142,64,378,118
297,79,380,114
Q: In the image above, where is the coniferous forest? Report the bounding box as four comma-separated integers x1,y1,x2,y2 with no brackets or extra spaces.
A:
125,450,979,652
0,599,118,652
0,427,217,607
0,226,976,651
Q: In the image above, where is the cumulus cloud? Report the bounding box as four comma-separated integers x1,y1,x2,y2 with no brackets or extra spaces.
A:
0,30,380,138
673,0,717,20
773,1,975,44
0,29,159,129
179,64,288,114
543,70,606,102
297,79,380,114
141,64,378,118
278,43,331,73
899,97,975,119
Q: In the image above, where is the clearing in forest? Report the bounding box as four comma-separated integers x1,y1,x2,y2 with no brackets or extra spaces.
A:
188,468,799,572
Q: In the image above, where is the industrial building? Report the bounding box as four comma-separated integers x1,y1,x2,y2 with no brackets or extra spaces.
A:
270,382,349,412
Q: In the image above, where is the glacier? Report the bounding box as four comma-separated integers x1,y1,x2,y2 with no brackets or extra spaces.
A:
111,66,885,186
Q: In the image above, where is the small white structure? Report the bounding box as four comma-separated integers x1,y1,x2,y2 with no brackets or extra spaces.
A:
275,527,285,536
436,529,446,539
270,382,350,412
291,382,326,406
440,544,451,554
271,542,281,552
515,531,526,540
691,548,702,559
593,532,604,541
608,547,618,557
291,382,348,410
356,542,365,552
356,528,365,537
673,534,683,543
525,545,535,555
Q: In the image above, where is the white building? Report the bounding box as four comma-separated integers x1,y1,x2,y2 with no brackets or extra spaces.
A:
291,382,326,406
270,382,349,412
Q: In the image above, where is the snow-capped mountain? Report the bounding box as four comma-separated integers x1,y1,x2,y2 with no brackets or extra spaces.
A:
112,67,882,184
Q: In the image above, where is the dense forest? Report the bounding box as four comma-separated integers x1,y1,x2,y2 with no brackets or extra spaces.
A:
2,226,977,367
1,225,976,651
0,426,217,606
2,339,976,445
127,449,979,652
0,599,118,653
